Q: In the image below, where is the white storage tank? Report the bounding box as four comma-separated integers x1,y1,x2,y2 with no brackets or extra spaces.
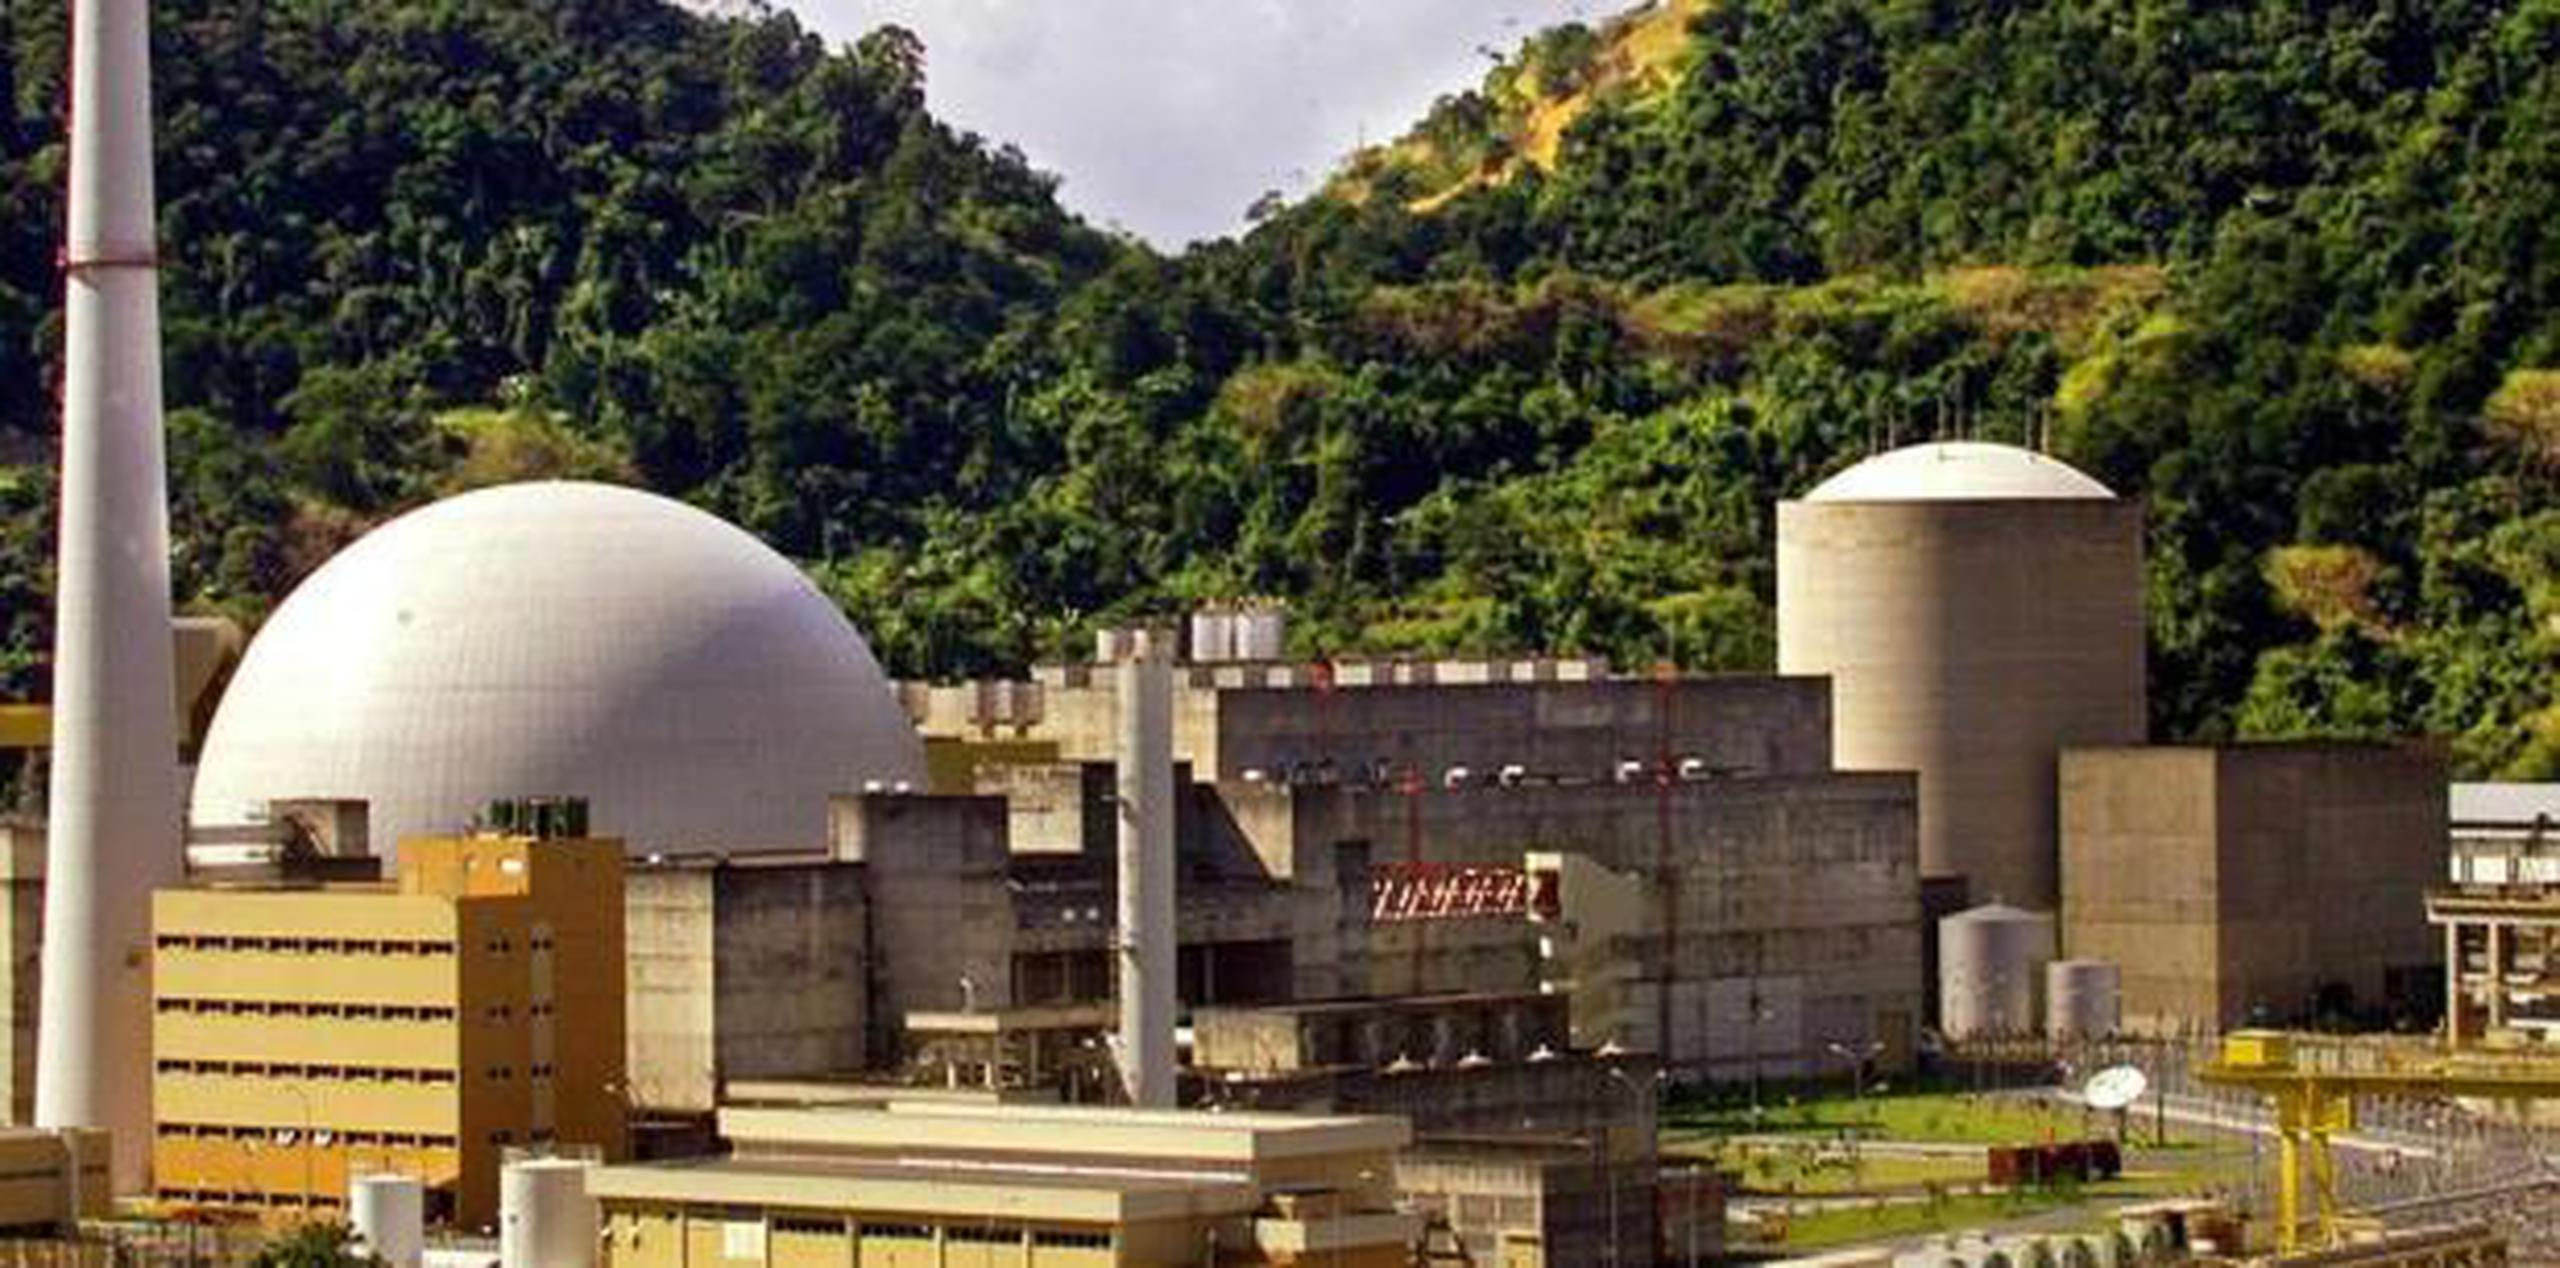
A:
1188,609,1235,664
500,1157,598,1268
1778,443,2146,910
351,1173,426,1268
1939,904,2055,1040
2046,960,2123,1041
1234,607,1288,662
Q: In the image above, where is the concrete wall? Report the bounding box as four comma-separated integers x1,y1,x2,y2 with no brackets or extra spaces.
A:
2062,744,2447,1033
1211,676,1836,782
712,865,868,1093
1779,498,2146,910
624,869,717,1113
1271,773,1922,1078
832,795,1016,1065
625,860,871,1115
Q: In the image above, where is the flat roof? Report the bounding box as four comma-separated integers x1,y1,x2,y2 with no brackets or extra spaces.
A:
588,1154,1260,1223
2453,783,2560,826
720,1102,1410,1164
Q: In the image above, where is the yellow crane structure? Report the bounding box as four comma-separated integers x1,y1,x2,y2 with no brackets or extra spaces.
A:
2200,1029,2560,1255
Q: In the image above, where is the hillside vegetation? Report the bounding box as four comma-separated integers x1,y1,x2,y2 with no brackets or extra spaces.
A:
0,0,2554,781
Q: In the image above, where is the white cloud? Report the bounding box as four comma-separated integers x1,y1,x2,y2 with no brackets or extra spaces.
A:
781,0,1603,247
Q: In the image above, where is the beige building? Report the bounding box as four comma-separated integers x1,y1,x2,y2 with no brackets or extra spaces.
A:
0,1128,108,1234
590,1101,1420,1268
152,824,627,1226
2060,743,2446,1033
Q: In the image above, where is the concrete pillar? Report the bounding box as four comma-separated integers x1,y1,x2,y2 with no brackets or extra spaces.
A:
1115,632,1176,1107
2488,923,2508,1031
38,0,185,1192
2445,922,2461,1047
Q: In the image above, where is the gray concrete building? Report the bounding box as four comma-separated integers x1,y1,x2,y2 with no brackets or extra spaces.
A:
2059,742,2446,1033
623,854,870,1115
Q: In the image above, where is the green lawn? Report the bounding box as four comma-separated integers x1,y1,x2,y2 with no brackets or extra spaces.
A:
1668,1087,2094,1146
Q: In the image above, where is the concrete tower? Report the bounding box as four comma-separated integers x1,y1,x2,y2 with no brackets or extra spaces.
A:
1112,631,1176,1107
39,0,183,1189
1777,442,2144,911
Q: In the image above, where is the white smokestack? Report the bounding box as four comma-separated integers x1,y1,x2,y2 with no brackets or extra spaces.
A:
1114,630,1176,1107
38,0,183,1190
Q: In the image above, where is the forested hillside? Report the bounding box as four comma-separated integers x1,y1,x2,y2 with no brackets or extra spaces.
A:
0,0,2554,779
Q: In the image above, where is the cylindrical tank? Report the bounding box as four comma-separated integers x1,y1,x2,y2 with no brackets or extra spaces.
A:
1188,610,1234,664
351,1173,425,1268
1939,904,2055,1040
2045,960,2122,1041
1777,442,2145,910
1234,607,1287,662
499,1158,597,1268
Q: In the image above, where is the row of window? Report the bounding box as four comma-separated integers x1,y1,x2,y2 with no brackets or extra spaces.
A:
157,998,460,1022
160,1187,348,1210
156,1058,458,1084
160,1123,461,1150
695,1217,1110,1250
157,934,459,956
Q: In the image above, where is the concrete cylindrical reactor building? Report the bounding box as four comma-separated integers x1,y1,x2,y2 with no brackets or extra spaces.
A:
499,1157,598,1268
1778,442,2144,910
2045,959,2122,1042
1940,903,2055,1040
350,1173,425,1268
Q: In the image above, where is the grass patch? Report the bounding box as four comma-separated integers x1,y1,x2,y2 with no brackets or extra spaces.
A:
1669,1088,2090,1146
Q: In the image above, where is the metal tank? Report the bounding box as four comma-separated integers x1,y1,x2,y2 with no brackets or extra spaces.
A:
1939,904,2056,1040
1777,442,2145,911
1233,607,1288,662
1188,609,1235,663
351,1173,425,1268
2045,959,2122,1041
499,1157,598,1268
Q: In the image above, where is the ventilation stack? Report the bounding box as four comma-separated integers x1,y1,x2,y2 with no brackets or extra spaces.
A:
1114,629,1176,1107
38,0,184,1190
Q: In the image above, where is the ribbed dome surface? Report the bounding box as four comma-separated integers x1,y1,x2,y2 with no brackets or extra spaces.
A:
190,482,923,853
1804,442,2115,503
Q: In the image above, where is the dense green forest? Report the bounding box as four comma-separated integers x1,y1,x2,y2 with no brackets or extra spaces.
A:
0,0,2554,779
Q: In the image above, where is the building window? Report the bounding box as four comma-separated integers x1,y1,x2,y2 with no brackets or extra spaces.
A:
1033,1230,1114,1249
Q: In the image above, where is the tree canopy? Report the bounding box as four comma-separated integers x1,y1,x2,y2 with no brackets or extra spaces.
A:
0,0,2553,780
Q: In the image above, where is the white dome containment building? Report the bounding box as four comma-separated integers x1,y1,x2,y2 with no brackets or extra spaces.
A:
190,481,925,854
1777,442,2145,910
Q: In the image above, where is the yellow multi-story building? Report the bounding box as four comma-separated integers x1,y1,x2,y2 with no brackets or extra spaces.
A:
152,825,626,1228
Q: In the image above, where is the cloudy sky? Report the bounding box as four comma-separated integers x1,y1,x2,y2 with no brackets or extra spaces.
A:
783,0,1605,247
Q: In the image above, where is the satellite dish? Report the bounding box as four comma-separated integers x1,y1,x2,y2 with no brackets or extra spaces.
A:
2085,1064,2149,1111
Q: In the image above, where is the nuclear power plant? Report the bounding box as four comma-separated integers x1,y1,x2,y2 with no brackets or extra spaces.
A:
0,0,2497,1258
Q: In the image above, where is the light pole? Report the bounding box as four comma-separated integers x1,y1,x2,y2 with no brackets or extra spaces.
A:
1599,1063,1650,1268
277,1082,317,1215
1825,1040,1886,1187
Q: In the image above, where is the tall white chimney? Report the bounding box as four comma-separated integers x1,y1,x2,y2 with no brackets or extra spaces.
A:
38,0,183,1190
1114,630,1176,1107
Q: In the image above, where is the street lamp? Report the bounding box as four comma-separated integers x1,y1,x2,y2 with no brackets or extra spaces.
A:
276,1082,317,1215
1598,1063,1653,1268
